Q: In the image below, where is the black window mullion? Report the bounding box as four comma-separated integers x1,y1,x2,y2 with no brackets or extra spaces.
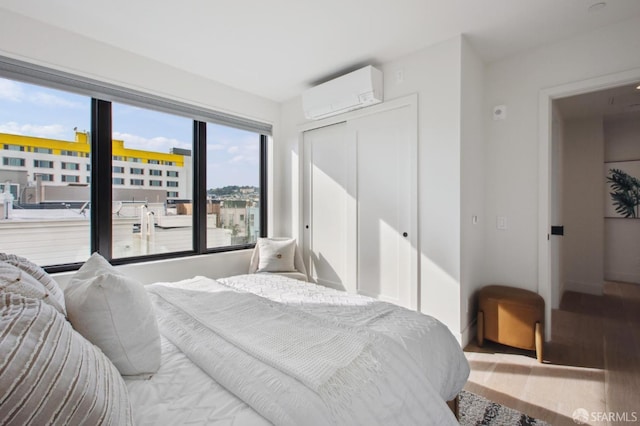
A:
259,134,268,238
91,99,113,259
193,121,207,253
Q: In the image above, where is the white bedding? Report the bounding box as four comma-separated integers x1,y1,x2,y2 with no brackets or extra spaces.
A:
128,274,469,425
126,337,268,426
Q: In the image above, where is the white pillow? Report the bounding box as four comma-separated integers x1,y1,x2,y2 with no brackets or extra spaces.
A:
0,261,65,315
256,238,297,273
0,254,66,315
65,252,161,377
0,292,133,425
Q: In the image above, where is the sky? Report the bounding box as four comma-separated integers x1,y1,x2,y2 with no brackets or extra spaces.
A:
0,77,259,188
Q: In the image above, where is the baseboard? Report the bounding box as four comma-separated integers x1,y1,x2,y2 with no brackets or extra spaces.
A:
460,319,477,348
604,272,640,285
563,280,603,296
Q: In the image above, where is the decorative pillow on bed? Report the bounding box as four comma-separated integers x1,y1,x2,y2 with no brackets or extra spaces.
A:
0,253,66,315
0,261,66,315
65,252,161,377
256,238,297,273
0,292,133,425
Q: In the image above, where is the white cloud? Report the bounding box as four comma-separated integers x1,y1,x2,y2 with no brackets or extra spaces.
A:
207,144,225,151
112,131,191,153
0,121,66,138
0,78,24,102
227,146,239,154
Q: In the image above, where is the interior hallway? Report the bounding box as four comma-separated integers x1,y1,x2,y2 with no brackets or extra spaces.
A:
463,281,640,426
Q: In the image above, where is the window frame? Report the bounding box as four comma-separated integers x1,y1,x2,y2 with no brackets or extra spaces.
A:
0,59,269,273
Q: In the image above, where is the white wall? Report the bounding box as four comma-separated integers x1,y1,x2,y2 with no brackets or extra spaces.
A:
562,117,604,295
483,15,640,302
460,38,486,340
604,113,640,284
277,36,477,342
54,250,253,288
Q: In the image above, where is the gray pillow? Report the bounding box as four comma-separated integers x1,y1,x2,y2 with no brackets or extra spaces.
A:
0,253,66,315
0,292,133,425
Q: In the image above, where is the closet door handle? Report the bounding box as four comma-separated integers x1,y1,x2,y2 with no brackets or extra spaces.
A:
403,232,408,237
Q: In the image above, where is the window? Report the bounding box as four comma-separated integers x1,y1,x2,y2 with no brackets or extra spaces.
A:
62,175,80,183
4,144,24,151
0,77,90,266
2,157,25,167
34,159,54,168
112,102,193,259
0,183,19,199
0,60,269,271
166,181,179,187
61,162,80,170
206,123,262,247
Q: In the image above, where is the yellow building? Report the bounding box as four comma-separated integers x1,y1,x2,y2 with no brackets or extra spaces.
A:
0,131,191,202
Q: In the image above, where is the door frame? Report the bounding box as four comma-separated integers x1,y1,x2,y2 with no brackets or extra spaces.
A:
538,68,640,340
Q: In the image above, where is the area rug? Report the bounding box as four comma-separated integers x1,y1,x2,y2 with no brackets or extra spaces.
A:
459,390,550,425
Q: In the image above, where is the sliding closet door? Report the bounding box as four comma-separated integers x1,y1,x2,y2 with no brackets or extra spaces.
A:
302,123,357,292
350,105,418,310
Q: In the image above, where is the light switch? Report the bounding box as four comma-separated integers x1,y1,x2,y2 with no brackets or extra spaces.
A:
496,216,507,230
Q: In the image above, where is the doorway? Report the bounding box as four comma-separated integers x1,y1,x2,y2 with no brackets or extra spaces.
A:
539,68,640,338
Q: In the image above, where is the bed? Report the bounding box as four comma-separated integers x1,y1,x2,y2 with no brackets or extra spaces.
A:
0,253,469,426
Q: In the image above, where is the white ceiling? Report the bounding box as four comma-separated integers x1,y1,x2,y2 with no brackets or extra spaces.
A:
2,0,640,102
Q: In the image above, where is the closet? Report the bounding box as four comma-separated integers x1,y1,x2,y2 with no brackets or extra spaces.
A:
301,96,418,310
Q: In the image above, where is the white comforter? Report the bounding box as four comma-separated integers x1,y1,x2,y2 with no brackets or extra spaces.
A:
137,274,468,426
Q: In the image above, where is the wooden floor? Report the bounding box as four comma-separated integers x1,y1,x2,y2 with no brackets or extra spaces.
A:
463,281,640,426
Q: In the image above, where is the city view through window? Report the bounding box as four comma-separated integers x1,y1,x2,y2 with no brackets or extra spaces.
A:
0,77,261,266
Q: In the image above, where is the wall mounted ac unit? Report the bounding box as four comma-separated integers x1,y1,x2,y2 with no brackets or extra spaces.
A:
302,65,383,120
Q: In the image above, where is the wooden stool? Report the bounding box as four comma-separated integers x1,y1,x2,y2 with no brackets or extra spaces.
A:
477,285,544,363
